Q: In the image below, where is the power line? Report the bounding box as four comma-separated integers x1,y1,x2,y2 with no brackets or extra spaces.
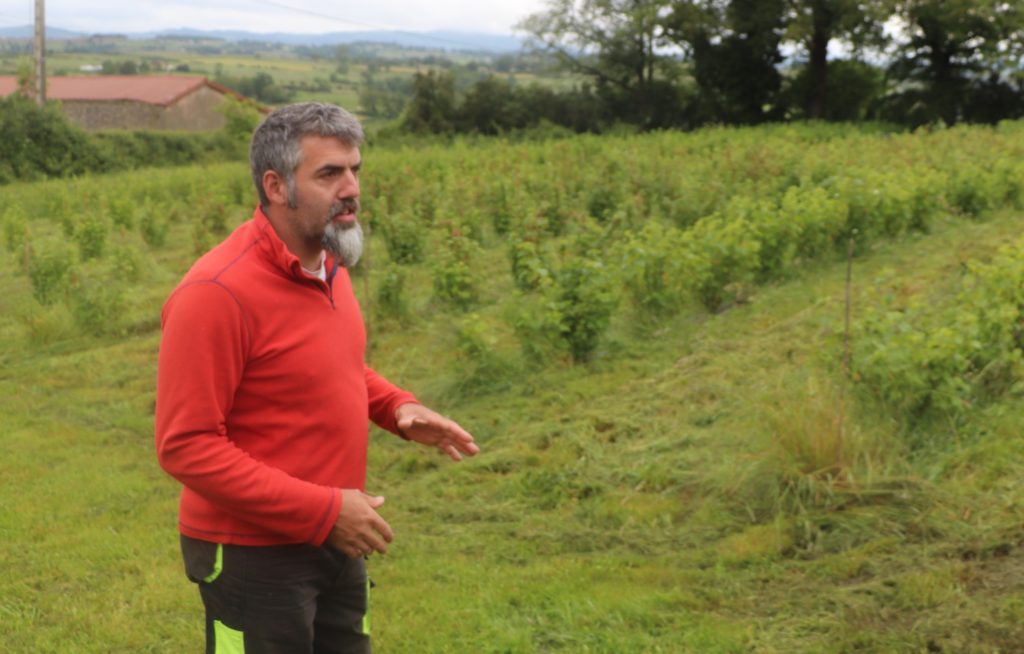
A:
246,0,496,51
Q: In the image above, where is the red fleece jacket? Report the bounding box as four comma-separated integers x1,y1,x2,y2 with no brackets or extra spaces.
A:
155,207,416,546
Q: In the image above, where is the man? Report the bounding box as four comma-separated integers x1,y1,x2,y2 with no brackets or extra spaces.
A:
155,102,479,653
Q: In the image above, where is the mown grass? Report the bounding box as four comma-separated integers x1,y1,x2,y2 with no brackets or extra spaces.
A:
3,164,1024,653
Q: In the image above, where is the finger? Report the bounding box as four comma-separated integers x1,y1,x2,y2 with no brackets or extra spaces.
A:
440,419,476,445
362,531,389,555
372,514,395,543
440,442,463,462
441,431,479,456
454,438,480,456
363,517,392,553
342,542,363,559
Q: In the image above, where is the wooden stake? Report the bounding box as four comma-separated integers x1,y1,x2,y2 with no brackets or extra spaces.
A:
34,0,45,106
837,234,855,474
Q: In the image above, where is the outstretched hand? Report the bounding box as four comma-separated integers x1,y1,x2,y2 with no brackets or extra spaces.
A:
395,403,480,461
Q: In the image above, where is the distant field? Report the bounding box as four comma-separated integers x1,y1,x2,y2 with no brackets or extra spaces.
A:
0,41,578,119
3,123,1024,651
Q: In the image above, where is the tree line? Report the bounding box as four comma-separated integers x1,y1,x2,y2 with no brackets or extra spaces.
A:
401,0,1024,134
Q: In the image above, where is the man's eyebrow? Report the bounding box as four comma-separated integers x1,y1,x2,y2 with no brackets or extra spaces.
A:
316,161,362,174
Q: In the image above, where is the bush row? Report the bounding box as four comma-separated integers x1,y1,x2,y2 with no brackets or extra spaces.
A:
5,123,1024,369
852,238,1024,424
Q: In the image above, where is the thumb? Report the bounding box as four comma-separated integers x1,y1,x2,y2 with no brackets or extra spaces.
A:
363,493,386,509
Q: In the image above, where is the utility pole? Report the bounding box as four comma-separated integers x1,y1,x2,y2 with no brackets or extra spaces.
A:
34,0,45,105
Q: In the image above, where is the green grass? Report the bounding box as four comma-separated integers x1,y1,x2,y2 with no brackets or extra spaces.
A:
4,156,1024,651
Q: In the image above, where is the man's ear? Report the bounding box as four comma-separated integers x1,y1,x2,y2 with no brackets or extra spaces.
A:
262,170,289,207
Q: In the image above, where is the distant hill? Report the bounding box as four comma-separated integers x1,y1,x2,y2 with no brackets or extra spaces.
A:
0,25,83,41
0,25,524,53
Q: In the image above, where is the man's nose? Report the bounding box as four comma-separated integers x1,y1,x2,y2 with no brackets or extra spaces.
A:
340,170,359,197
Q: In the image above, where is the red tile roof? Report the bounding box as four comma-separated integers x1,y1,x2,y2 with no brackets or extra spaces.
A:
0,75,241,106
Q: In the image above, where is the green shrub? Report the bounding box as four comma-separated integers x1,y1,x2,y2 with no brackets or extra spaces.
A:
108,196,135,230
377,208,425,265
510,286,566,365
486,181,513,235
69,262,127,336
375,266,409,323
26,237,74,305
139,201,169,248
686,213,761,311
74,212,110,261
508,239,549,292
93,129,241,169
432,226,478,310
948,164,1001,217
616,221,694,316
0,95,111,183
853,237,1024,424
109,244,143,283
781,186,848,261
554,258,618,362
192,220,216,256
1,203,28,253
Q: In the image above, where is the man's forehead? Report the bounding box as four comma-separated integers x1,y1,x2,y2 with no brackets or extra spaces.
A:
297,135,361,166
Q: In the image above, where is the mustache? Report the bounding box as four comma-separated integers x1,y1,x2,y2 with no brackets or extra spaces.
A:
331,197,360,217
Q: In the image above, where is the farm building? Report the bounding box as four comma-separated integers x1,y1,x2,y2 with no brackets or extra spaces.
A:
0,75,254,131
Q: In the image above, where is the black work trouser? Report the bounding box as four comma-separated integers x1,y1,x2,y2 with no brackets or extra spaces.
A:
181,535,371,654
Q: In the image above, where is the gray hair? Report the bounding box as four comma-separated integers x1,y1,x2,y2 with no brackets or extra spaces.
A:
249,102,364,208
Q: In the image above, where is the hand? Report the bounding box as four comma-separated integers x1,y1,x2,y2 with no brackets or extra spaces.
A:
326,489,394,558
395,403,480,462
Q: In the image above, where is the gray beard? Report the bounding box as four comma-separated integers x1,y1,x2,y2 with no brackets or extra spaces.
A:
322,219,363,268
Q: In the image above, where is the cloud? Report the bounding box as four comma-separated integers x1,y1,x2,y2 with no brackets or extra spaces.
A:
0,0,546,35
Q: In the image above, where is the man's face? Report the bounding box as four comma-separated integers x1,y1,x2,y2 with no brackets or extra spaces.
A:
287,135,363,267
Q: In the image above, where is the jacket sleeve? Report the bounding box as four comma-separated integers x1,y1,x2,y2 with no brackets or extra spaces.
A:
155,281,340,545
364,364,417,436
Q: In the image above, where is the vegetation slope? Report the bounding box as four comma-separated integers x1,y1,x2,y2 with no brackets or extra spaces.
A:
2,123,1024,652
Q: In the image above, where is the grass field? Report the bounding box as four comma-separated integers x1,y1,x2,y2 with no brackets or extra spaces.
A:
3,124,1024,652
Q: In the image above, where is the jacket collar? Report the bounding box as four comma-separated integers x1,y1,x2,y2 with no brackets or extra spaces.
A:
252,206,338,283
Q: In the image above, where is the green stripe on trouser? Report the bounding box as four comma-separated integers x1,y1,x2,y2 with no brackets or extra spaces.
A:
362,577,371,636
214,619,245,654
203,544,224,583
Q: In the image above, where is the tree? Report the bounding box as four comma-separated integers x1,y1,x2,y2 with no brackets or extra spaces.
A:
518,0,685,128
358,71,412,120
784,0,891,119
400,70,457,134
217,72,291,104
783,58,886,121
667,0,788,124
885,0,1024,125
456,76,525,134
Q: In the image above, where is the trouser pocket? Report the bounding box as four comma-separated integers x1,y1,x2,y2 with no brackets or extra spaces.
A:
181,535,224,584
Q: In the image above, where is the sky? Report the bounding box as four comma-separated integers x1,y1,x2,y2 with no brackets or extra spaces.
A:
0,0,549,35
